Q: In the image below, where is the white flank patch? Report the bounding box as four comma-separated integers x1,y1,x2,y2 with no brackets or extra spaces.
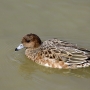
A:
58,65,62,69
44,63,49,67
77,65,82,68
83,63,89,67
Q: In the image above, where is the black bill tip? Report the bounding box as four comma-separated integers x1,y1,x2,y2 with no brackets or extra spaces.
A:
15,48,19,51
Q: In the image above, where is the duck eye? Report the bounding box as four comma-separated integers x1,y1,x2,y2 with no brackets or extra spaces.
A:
26,40,30,43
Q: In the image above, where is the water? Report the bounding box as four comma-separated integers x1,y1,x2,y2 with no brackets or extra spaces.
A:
0,0,90,90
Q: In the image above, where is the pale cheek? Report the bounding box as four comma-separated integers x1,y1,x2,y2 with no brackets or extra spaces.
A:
23,42,35,48
23,43,29,48
29,42,35,48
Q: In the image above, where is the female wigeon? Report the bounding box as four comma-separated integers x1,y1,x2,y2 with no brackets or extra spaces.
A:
15,33,90,69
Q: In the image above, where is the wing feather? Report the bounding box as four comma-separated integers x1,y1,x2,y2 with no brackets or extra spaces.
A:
41,39,89,65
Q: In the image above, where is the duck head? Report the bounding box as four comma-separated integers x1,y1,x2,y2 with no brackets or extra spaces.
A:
15,33,42,51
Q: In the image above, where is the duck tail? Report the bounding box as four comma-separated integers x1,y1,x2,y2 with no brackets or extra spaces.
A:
79,48,90,53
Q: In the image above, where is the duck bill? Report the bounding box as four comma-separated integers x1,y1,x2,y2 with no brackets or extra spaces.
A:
15,44,24,51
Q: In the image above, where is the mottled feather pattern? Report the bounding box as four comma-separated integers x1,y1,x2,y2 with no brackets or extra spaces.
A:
25,38,90,69
15,34,90,69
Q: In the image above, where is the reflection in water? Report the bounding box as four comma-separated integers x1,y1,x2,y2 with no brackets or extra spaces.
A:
19,57,90,79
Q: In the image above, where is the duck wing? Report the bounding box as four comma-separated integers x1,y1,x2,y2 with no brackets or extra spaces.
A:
42,39,90,67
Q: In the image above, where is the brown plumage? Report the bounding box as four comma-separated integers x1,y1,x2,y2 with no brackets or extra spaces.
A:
15,33,90,69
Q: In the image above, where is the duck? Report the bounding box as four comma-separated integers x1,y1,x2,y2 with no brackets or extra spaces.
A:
15,33,90,69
